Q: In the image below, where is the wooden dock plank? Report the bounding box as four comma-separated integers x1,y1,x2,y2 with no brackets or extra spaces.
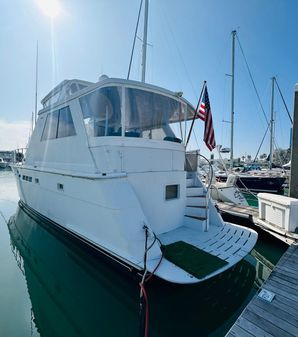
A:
226,324,255,337
252,297,298,329
235,315,275,337
242,308,296,337
277,257,298,270
283,247,298,258
274,265,298,282
267,277,298,295
270,269,298,284
261,282,298,303
256,295,298,319
226,244,298,337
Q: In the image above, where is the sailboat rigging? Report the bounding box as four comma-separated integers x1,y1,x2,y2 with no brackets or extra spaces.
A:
215,31,287,193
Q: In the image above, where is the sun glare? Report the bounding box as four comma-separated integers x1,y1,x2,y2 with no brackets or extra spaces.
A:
36,0,61,18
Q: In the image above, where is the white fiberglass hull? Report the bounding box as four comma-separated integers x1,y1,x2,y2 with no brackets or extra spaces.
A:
12,165,258,284
210,184,249,206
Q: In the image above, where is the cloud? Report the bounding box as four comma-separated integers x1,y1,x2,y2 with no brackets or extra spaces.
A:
0,120,31,150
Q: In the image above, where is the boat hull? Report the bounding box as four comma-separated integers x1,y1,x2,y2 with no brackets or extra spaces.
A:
236,176,286,193
12,165,258,284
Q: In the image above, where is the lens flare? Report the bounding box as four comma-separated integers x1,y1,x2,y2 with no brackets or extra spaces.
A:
36,0,61,18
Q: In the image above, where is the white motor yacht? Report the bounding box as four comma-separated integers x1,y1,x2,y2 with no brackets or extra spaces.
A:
12,77,257,284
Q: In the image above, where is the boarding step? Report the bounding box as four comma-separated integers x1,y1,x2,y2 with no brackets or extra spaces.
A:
186,173,204,188
185,206,206,218
186,186,204,197
186,172,196,179
186,177,195,187
184,215,207,230
187,196,206,207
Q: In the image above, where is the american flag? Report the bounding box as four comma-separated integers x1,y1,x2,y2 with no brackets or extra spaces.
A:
198,86,216,151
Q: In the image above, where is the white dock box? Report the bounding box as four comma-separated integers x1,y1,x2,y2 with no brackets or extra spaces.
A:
258,193,298,233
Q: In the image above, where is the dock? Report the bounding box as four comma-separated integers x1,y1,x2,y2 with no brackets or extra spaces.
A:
217,201,298,245
216,201,259,220
226,243,298,337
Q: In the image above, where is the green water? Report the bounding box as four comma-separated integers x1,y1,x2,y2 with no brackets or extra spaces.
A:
0,172,287,337
243,188,290,208
242,192,259,208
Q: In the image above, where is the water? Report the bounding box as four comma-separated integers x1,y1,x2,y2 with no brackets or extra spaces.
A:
0,171,287,337
243,187,290,208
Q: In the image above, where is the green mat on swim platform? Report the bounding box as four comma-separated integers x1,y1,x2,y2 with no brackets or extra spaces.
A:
162,241,228,279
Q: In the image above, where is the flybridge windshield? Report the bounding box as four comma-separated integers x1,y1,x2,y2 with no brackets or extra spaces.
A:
79,85,195,140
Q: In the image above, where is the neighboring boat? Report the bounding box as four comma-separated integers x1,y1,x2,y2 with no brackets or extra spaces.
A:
12,76,258,284
210,181,249,206
222,31,286,194
215,169,286,193
0,157,8,169
232,172,286,193
282,160,291,169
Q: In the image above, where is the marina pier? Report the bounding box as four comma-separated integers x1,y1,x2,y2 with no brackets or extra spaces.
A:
226,243,298,337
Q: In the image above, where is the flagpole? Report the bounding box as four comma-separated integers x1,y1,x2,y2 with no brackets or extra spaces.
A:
185,80,206,147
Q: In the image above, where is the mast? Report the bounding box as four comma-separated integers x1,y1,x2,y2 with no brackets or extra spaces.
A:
269,77,275,169
141,0,149,82
34,41,39,125
230,30,236,168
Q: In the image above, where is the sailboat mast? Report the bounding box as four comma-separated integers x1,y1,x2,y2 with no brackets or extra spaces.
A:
269,77,275,169
230,30,236,168
141,0,149,82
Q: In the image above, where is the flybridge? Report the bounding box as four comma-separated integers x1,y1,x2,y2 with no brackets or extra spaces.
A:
38,77,198,143
41,79,93,108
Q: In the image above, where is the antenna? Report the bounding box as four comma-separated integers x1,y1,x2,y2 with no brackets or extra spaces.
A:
34,41,39,125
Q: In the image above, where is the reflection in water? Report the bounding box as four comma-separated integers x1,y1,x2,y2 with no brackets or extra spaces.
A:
8,205,270,337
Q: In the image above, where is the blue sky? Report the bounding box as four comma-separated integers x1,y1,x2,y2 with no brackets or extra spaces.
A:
0,0,295,157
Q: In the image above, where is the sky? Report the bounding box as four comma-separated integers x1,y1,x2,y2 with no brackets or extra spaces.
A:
0,0,296,158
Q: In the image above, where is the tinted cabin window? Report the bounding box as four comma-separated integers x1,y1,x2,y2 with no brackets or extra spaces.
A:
57,107,76,138
41,111,59,140
41,107,76,140
165,185,179,200
80,86,121,137
125,88,184,141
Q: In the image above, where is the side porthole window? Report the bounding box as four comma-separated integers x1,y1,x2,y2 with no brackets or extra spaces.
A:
165,184,179,200
57,183,64,191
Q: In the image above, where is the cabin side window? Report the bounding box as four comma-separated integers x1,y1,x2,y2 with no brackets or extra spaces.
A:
41,111,59,140
79,86,122,137
41,106,76,140
125,88,185,141
57,107,76,138
165,184,179,200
